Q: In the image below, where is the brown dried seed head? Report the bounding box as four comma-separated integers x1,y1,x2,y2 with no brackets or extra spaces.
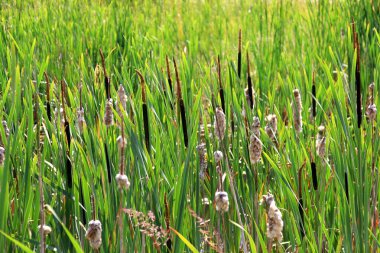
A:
265,114,277,140
292,89,303,133
316,125,326,158
214,191,229,212
115,173,130,190
214,107,226,141
262,193,283,243
214,150,223,163
366,104,377,121
117,84,127,118
104,99,113,127
77,107,85,132
86,220,102,250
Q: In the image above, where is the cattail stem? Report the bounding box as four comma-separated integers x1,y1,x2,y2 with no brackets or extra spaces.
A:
312,73,316,118
352,22,362,128
44,72,51,122
164,194,172,250
217,55,225,112
238,29,242,79
246,52,254,109
61,81,72,188
99,49,111,99
173,58,188,147
344,171,349,203
136,70,151,153
166,56,173,95
311,161,317,190
104,143,112,183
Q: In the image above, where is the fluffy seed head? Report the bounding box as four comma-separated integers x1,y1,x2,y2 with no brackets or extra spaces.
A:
251,116,261,137
2,120,9,138
214,150,223,163
292,89,303,133
262,193,283,243
214,107,226,141
104,99,113,127
265,114,277,141
86,220,102,250
0,146,5,165
77,107,85,132
115,173,130,190
366,104,377,121
117,85,127,118
214,191,229,212
316,125,326,158
249,116,262,164
38,225,52,235
196,143,208,180
116,135,127,149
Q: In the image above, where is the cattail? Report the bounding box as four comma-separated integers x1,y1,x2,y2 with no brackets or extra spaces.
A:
104,99,113,127
214,191,229,212
2,120,9,138
244,87,255,110
366,83,377,121
115,173,130,190
86,220,102,250
196,143,208,180
214,150,223,163
77,107,85,132
117,84,127,119
238,29,242,79
292,89,303,133
262,193,283,243
249,116,262,164
316,125,326,158
0,146,5,165
366,104,377,121
38,225,52,235
214,107,226,141
265,114,277,141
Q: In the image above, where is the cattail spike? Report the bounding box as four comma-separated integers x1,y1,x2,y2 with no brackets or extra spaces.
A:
238,29,242,78
217,55,225,112
166,56,173,95
173,59,188,147
44,72,51,122
246,52,254,109
312,72,316,118
136,70,151,152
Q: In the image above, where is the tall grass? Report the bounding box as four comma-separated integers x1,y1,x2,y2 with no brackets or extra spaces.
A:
0,0,379,252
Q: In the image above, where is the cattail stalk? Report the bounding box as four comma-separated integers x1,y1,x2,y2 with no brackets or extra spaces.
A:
217,56,225,112
99,49,111,99
136,70,151,153
61,81,72,189
246,52,254,109
293,89,303,134
166,56,173,95
238,29,242,79
44,72,51,122
164,193,172,250
352,22,362,129
173,58,188,147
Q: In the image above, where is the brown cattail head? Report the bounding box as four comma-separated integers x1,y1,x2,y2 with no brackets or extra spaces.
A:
251,116,261,137
166,56,173,94
262,193,283,243
116,135,127,150
214,191,229,212
1,120,10,146
249,116,262,164
316,125,326,158
265,114,277,141
292,89,303,133
103,99,114,127
214,107,226,141
86,220,102,250
115,173,130,190
77,107,85,132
